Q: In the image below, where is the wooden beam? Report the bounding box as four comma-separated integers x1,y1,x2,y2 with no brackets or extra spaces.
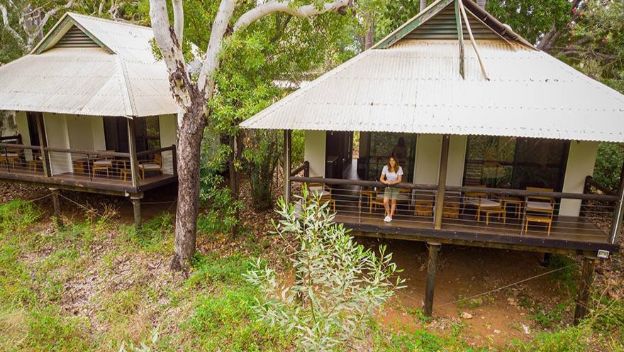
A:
34,113,51,177
283,129,292,204
458,0,490,80
434,135,450,230
424,242,441,316
126,118,139,189
573,256,596,324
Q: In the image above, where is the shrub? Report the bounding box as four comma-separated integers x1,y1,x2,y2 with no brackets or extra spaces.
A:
245,189,404,351
198,173,242,235
593,142,624,192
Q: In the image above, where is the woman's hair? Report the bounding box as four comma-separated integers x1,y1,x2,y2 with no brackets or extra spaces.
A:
387,156,400,173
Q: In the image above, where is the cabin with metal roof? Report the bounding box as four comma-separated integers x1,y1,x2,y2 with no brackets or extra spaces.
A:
242,0,624,319
0,13,178,225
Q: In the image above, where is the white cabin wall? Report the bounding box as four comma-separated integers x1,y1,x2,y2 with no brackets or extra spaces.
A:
13,112,28,141
447,135,467,187
304,130,326,177
44,113,72,175
159,114,177,175
14,112,33,160
413,134,466,186
66,115,95,150
414,134,442,185
560,141,599,217
91,118,106,150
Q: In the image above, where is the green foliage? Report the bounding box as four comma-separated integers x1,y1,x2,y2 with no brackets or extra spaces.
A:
486,0,572,44
564,0,624,84
243,130,281,210
198,173,242,234
509,325,593,352
593,143,624,192
534,303,566,329
245,189,404,351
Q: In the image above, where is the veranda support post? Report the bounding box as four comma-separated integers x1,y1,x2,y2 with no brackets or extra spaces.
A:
35,113,51,177
609,162,624,244
50,188,62,227
283,129,292,204
434,135,450,230
424,242,441,317
126,118,140,189
573,256,596,324
130,193,143,229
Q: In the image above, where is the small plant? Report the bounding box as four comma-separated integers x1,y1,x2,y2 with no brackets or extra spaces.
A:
245,189,404,351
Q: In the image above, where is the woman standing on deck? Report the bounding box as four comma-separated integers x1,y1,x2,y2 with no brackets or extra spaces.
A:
380,156,403,222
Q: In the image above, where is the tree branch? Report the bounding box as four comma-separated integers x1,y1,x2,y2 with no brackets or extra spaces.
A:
172,0,183,45
0,3,26,48
149,0,192,107
233,0,351,32
197,0,236,97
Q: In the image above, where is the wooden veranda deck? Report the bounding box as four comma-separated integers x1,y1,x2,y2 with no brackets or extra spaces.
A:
0,167,176,195
335,211,616,254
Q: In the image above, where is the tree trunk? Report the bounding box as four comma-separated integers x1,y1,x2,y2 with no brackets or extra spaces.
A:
170,108,207,272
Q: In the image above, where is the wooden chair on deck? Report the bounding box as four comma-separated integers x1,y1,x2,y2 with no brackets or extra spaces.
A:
138,154,163,179
524,187,555,236
463,186,506,225
306,182,336,212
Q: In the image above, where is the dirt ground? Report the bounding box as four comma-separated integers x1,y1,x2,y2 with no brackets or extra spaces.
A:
365,238,574,347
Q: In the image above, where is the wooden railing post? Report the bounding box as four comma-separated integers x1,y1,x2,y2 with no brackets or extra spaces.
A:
127,118,139,190
434,135,450,230
283,129,292,204
171,144,178,177
609,162,624,244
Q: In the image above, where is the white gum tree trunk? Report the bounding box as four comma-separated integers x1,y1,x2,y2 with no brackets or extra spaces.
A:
148,0,352,272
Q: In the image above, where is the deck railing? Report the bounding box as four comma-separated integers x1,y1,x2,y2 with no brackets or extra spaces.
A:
289,175,620,245
0,143,176,186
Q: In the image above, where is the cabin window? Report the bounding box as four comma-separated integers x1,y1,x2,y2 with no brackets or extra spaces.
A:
104,116,161,153
358,132,416,182
464,136,569,190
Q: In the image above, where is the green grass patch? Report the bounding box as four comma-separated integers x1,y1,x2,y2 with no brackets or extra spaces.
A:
186,253,254,288
184,287,291,351
0,200,41,236
22,305,92,351
121,213,174,253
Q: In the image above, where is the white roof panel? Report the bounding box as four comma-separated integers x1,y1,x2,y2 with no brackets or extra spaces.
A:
0,13,177,118
241,40,624,142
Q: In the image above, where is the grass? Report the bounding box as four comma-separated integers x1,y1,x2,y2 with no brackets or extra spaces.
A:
0,199,622,351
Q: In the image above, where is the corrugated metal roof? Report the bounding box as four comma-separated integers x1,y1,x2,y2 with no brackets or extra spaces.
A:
0,13,177,118
241,39,624,142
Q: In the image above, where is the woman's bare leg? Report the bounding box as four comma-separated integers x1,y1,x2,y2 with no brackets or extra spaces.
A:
383,197,390,216
390,199,397,217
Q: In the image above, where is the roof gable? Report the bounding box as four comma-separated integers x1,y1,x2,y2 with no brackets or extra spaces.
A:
373,0,533,49
32,13,112,54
